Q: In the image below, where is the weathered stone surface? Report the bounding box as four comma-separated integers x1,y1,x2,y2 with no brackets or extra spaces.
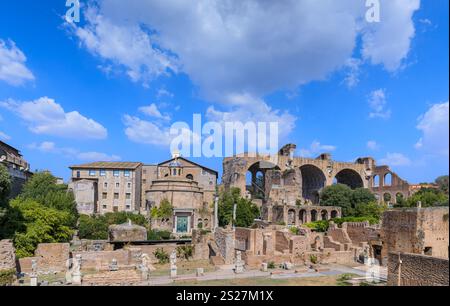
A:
388,252,449,286
109,221,147,242
0,240,16,272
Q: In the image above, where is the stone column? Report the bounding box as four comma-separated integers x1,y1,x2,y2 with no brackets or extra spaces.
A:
30,259,38,287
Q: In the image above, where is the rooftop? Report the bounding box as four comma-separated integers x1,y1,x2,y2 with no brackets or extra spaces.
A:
69,162,142,170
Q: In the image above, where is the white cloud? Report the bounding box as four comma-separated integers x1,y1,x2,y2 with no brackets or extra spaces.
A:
299,140,337,158
205,94,296,140
0,131,11,141
367,140,380,151
0,39,35,86
76,151,121,162
0,97,107,139
29,141,121,162
139,103,171,121
68,7,177,87
123,115,172,146
368,89,391,119
343,58,362,88
157,88,174,99
415,102,449,157
379,152,411,166
361,0,420,71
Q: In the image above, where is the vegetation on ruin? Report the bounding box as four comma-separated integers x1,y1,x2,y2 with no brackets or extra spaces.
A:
153,248,170,264
150,199,174,220
0,268,16,286
176,245,194,260
320,185,377,217
217,187,260,228
303,216,379,233
78,212,147,240
147,229,173,240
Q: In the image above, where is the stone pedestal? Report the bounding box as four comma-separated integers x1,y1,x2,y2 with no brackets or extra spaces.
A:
170,266,177,278
30,274,38,287
261,263,268,272
72,271,82,285
234,251,244,274
196,268,204,277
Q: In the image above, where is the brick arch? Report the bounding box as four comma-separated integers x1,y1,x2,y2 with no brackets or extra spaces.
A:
299,164,327,204
333,168,364,189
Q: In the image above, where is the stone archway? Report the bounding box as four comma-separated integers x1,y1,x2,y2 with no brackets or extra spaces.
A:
334,169,364,189
300,165,326,204
331,210,338,219
299,209,307,224
287,209,296,225
321,210,328,220
311,210,318,222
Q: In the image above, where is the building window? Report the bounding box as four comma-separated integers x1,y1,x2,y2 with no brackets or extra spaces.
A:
114,193,119,200
143,179,147,185
126,193,131,200
76,171,81,178
100,169,106,176
186,174,194,180
127,182,132,188
124,170,131,177
103,205,107,209
113,170,120,177
89,170,96,176
115,183,120,188
126,205,131,210
104,182,108,188
102,193,107,200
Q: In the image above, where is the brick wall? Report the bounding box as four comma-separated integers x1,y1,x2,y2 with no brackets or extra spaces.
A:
388,252,449,286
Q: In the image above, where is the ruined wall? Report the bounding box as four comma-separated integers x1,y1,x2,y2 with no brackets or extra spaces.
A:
0,240,16,272
73,250,132,271
34,243,70,272
214,228,235,264
346,222,380,245
388,252,449,286
382,208,449,259
275,231,290,254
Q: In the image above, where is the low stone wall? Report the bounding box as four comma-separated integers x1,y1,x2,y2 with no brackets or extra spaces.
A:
18,243,70,273
73,250,132,271
387,252,449,286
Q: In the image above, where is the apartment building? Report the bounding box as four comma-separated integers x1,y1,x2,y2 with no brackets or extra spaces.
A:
69,162,143,215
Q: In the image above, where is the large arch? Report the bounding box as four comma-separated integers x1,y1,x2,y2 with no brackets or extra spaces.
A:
334,169,364,189
246,161,280,199
300,165,326,204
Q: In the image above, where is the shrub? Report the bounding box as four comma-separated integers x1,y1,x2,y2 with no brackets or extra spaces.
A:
0,269,16,286
267,262,276,269
153,248,170,264
304,220,330,232
290,227,300,235
147,230,172,241
310,255,318,264
176,245,194,260
218,188,260,228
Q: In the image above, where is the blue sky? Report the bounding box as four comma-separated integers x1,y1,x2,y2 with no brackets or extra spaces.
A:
0,0,448,183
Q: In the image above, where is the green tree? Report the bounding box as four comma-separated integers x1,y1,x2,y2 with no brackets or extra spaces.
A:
10,198,74,258
320,184,354,216
0,164,11,208
354,201,386,221
18,172,78,226
436,175,449,194
78,212,148,240
218,188,260,228
351,188,377,207
405,188,449,207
